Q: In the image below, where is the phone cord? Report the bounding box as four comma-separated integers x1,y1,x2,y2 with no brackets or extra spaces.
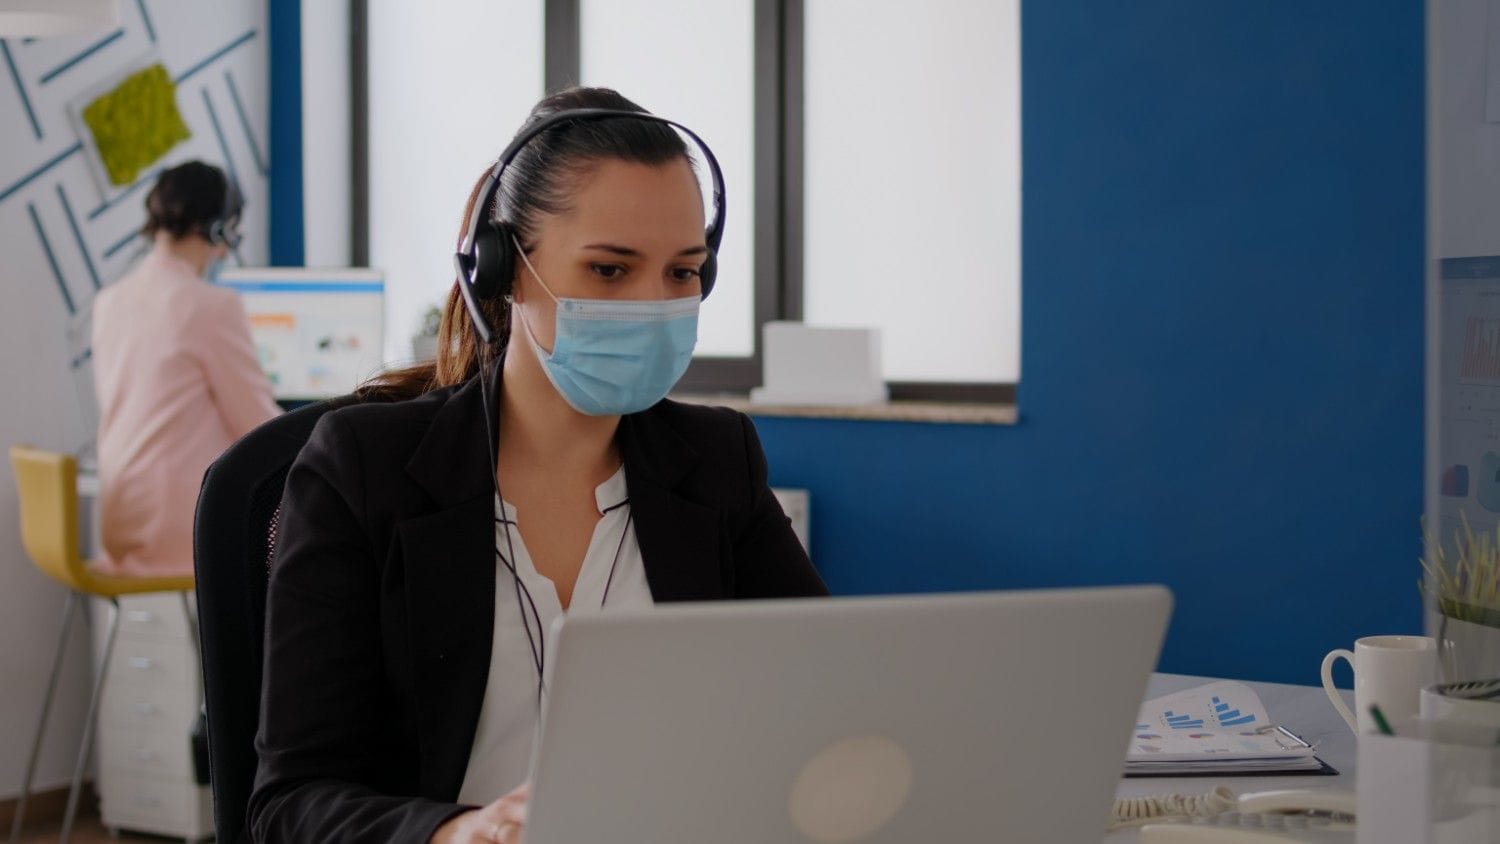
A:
1109,786,1237,830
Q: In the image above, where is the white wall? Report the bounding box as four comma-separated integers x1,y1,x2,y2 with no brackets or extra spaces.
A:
0,0,269,798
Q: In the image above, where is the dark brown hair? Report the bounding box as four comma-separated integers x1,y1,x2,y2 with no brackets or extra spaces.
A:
140,160,240,240
357,86,692,402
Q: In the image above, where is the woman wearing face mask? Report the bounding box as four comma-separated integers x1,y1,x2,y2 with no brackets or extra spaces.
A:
248,88,827,844
91,160,279,576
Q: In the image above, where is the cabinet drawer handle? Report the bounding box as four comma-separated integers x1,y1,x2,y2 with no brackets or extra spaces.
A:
129,702,160,716
124,610,155,623
126,656,156,670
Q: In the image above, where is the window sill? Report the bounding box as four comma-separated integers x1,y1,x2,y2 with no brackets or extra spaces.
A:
672,393,1018,426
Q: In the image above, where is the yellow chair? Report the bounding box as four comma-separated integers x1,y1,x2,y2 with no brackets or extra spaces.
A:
8,446,197,844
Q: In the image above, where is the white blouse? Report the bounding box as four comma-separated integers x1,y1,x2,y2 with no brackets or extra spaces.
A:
456,465,654,805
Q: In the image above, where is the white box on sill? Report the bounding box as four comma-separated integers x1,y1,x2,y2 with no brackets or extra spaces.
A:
770,488,810,554
749,321,888,406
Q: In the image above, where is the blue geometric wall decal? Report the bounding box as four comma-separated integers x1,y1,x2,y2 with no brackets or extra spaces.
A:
28,202,75,316
1,40,41,140
201,88,239,189
224,70,266,175
56,184,100,289
175,30,256,85
87,165,161,220
0,143,82,205
104,228,140,260
39,29,125,86
135,0,158,43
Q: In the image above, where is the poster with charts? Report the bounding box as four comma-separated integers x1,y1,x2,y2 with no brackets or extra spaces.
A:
1438,257,1500,550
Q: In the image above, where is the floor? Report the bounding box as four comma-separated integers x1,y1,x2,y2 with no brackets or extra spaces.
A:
13,811,178,843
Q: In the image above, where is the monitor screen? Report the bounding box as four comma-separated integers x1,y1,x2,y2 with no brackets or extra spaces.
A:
217,268,385,401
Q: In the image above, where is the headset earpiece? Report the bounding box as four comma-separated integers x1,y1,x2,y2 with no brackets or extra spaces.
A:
205,170,242,249
698,244,718,299
471,220,516,301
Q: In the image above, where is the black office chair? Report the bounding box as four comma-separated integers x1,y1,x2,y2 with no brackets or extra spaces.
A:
192,396,357,843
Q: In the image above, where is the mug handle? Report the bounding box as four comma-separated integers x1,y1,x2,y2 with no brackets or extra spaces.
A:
1320,649,1357,733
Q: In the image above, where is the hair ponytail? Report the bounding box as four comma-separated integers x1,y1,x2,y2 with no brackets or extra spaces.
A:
355,169,508,402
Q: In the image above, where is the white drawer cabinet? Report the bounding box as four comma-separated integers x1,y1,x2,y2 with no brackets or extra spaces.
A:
90,594,212,841
98,724,195,780
97,768,213,840
117,599,195,642
107,638,198,693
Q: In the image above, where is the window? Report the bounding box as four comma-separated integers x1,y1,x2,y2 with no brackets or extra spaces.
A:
357,0,1020,401
580,0,757,359
366,0,544,363
804,0,1020,384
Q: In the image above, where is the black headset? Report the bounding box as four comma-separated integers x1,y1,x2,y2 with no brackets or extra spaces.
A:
204,170,243,251
451,108,727,345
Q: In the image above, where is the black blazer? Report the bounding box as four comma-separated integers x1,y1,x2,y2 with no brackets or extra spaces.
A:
247,370,828,843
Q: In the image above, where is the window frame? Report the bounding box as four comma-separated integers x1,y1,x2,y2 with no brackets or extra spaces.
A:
350,0,1016,405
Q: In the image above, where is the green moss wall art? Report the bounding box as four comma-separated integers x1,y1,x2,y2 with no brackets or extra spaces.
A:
81,63,191,187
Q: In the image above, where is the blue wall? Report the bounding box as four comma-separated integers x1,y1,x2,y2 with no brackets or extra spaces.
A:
756,1,1425,686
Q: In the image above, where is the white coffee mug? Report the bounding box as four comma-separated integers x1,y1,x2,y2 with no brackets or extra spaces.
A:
1320,635,1438,734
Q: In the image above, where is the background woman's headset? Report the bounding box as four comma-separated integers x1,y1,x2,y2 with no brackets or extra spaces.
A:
204,170,244,252
451,108,727,345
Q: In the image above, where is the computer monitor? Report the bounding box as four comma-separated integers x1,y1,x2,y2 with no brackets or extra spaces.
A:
216,267,385,403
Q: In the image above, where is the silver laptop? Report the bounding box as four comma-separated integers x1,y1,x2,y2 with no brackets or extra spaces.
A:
526,585,1172,843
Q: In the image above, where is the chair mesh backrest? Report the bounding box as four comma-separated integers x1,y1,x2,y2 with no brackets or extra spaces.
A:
193,397,357,843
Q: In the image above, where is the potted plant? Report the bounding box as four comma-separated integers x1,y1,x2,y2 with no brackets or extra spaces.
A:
411,304,442,363
1422,513,1500,682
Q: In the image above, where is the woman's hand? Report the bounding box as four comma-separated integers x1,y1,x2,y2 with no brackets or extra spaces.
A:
431,782,530,843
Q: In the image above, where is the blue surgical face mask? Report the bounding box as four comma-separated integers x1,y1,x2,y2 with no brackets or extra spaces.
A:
514,239,699,416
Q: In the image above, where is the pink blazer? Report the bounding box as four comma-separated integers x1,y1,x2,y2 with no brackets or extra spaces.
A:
92,248,280,575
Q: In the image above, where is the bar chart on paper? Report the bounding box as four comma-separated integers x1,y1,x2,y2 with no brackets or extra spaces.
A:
1140,684,1264,732
1126,682,1323,775
1461,316,1500,381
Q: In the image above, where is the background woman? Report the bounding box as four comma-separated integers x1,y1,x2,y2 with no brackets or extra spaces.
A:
92,160,279,576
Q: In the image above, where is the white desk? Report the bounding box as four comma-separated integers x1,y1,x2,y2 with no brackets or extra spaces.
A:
1106,673,1356,843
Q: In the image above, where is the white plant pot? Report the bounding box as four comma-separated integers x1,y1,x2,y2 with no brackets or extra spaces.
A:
1437,610,1500,684
411,334,438,363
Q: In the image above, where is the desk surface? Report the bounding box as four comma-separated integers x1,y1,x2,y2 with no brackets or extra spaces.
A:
1105,673,1355,843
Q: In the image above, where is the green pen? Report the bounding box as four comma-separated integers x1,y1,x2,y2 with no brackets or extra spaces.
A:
1369,705,1395,736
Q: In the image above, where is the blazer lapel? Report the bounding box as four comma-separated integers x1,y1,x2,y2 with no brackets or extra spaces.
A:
395,377,728,798
619,408,726,602
401,368,499,800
